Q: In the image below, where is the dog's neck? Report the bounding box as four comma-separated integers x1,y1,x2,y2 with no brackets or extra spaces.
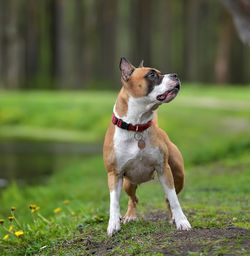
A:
114,87,159,125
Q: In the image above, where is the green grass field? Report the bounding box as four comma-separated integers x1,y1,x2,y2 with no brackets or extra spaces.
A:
0,85,249,255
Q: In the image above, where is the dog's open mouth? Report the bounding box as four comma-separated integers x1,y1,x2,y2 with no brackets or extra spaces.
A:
156,83,180,102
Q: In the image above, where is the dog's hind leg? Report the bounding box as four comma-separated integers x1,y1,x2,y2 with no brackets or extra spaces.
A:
167,141,185,194
166,140,185,222
158,163,191,230
122,177,138,224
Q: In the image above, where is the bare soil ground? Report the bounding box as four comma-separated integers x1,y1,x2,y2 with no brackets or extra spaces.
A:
61,211,250,256
155,227,249,256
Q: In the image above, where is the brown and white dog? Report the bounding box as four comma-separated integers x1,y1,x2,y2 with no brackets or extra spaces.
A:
103,57,191,236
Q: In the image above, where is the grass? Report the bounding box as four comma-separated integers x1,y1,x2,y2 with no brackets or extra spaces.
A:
0,85,249,255
0,153,249,255
0,151,250,255
1,85,250,165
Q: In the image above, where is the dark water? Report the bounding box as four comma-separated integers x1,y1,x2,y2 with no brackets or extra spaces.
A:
0,141,102,189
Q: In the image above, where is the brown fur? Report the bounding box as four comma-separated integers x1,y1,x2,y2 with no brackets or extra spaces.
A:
115,87,129,118
149,122,184,220
122,67,161,98
166,199,173,220
123,178,138,219
166,141,185,194
103,123,117,192
148,123,184,192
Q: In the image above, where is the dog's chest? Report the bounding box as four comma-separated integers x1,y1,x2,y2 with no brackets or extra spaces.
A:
113,127,163,184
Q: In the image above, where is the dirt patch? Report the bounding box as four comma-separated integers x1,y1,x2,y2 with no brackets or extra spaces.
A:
145,211,249,255
155,227,249,255
61,211,250,256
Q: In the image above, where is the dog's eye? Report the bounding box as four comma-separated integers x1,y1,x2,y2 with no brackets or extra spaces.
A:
148,70,158,79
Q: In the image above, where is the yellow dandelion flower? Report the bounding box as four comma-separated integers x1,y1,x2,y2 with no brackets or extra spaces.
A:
35,206,40,211
63,200,69,205
0,219,4,224
15,230,24,237
3,234,9,240
54,208,61,214
8,216,14,221
9,225,13,232
71,211,76,216
31,209,36,213
29,204,36,209
11,206,16,211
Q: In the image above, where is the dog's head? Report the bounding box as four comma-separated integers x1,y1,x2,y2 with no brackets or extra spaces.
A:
120,57,180,104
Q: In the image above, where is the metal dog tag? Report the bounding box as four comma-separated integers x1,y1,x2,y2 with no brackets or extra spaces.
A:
138,139,146,149
134,131,146,149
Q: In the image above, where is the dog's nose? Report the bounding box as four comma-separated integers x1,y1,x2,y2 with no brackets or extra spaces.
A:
169,73,179,81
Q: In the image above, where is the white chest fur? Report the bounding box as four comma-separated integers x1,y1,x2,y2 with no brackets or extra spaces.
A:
113,126,164,184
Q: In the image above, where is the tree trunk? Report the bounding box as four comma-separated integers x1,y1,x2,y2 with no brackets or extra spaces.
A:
95,0,118,82
50,0,66,88
131,0,153,66
221,0,250,48
162,0,172,72
4,0,23,89
24,0,40,88
183,0,200,81
0,0,6,88
73,0,85,89
214,10,233,84
151,0,172,72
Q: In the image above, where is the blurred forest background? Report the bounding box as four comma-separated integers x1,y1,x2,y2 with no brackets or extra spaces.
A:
0,0,250,90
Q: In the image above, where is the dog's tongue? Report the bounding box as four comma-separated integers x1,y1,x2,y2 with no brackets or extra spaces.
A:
157,91,169,101
157,88,179,102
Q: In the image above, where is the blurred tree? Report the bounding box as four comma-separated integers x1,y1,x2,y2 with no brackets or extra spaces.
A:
221,0,250,48
151,0,173,72
73,0,86,89
131,0,153,66
183,0,200,82
230,28,246,84
50,0,66,88
2,0,23,89
161,0,172,71
214,8,233,84
0,0,249,89
24,0,40,88
220,0,250,83
95,0,118,82
0,0,6,85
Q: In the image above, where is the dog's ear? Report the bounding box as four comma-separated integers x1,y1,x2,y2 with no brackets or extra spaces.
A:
119,57,135,81
138,60,144,68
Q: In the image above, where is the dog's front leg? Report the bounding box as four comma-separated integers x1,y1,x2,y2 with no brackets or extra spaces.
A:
107,172,123,236
158,163,191,231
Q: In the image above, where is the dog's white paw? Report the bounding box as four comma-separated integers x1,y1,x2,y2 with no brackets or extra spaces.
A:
122,216,137,224
175,216,191,231
107,217,121,237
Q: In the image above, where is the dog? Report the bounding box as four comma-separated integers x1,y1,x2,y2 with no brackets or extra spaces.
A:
103,57,191,236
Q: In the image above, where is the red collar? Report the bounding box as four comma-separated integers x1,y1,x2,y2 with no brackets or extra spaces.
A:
112,113,152,132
